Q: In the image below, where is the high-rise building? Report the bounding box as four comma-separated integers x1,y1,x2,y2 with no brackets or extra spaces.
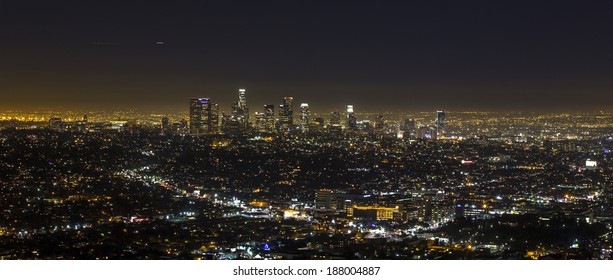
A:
403,118,415,131
161,117,170,134
278,97,293,132
417,126,436,140
330,111,341,127
254,112,266,132
211,103,220,133
238,89,247,110
299,103,310,132
436,110,446,138
264,104,275,133
312,117,325,132
230,89,249,131
315,189,336,210
346,105,357,130
329,111,342,134
189,98,206,135
189,97,218,135
375,114,385,134
238,88,249,125
314,117,325,128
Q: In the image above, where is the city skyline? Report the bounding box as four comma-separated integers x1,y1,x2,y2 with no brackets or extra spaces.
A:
2,1,613,112
2,0,613,263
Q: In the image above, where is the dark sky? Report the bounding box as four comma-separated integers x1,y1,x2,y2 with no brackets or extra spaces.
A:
1,1,612,113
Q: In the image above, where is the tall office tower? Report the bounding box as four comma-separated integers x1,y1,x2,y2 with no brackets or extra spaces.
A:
254,112,266,132
299,103,310,132
210,103,220,133
346,105,357,130
330,111,341,126
284,97,294,128
403,118,415,131
278,97,294,132
189,98,206,135
83,114,88,122
264,104,275,133
238,88,247,109
179,119,188,133
161,117,170,133
375,114,385,133
238,88,249,125
190,97,217,135
329,111,342,134
310,117,325,132
435,110,447,138
314,117,325,129
315,189,337,210
230,89,249,130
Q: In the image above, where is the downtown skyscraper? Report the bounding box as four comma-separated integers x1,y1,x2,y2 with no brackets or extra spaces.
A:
299,103,310,132
231,89,250,130
189,97,219,135
347,105,357,130
278,97,294,132
436,110,447,138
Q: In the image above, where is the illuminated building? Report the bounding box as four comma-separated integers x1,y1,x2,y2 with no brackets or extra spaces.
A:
417,126,437,139
278,97,293,132
189,98,206,135
346,105,357,130
210,103,219,132
299,103,310,132
161,117,170,134
264,104,275,132
311,117,325,132
254,112,266,132
330,112,340,127
436,110,446,138
374,114,384,134
329,111,342,134
230,89,249,131
238,88,249,126
586,159,598,170
348,206,397,221
189,97,218,135
49,117,63,131
403,118,415,131
315,189,336,210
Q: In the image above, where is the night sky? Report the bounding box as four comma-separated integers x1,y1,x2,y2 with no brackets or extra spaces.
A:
1,1,612,112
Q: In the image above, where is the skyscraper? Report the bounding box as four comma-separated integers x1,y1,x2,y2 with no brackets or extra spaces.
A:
161,117,170,134
231,89,250,130
346,105,357,130
315,189,337,210
210,103,219,133
189,97,218,135
278,97,293,132
189,98,207,135
264,104,275,133
238,88,249,125
254,112,266,132
403,118,415,131
436,110,447,138
299,103,310,132
330,111,341,127
375,114,385,134
329,111,342,134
